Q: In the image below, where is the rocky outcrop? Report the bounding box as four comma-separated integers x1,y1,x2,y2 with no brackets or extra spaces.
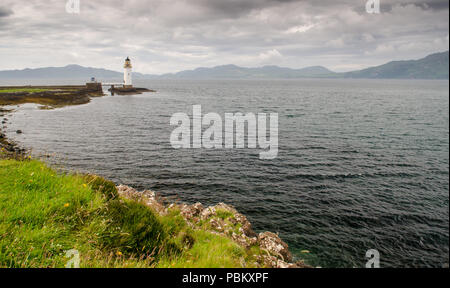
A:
0,86,104,107
117,184,165,214
108,87,155,95
258,232,292,262
0,109,26,157
116,184,311,268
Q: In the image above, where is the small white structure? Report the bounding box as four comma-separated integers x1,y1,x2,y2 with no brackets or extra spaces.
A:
124,57,133,88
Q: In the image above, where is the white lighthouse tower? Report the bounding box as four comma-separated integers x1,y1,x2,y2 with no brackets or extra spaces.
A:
124,57,133,88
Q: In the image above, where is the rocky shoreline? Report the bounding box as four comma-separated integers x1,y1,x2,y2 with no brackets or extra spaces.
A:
117,185,310,268
0,108,26,157
108,87,155,95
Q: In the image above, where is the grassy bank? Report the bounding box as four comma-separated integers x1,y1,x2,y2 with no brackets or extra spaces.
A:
0,86,102,108
0,158,260,268
0,88,50,93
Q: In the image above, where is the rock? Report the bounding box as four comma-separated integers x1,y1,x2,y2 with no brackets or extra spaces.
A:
179,202,204,221
200,206,216,219
231,232,258,249
234,212,256,237
199,203,256,238
292,260,312,268
258,232,293,262
209,218,225,232
256,255,310,268
116,184,165,214
257,255,278,268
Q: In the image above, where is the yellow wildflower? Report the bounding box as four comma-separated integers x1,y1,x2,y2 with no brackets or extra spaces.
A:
64,203,70,208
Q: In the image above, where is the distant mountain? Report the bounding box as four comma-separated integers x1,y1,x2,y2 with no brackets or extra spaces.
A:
343,51,449,79
160,64,336,79
153,51,449,79
0,64,149,80
0,51,448,80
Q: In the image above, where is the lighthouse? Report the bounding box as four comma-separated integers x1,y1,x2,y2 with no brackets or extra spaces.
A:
124,57,133,88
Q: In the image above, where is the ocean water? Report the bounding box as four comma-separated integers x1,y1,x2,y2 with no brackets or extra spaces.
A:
3,79,449,267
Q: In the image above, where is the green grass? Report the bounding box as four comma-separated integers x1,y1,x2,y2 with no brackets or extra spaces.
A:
156,230,246,268
215,208,234,220
0,88,50,93
0,158,261,268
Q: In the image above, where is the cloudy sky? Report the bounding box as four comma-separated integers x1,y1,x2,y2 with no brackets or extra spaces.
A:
0,0,448,74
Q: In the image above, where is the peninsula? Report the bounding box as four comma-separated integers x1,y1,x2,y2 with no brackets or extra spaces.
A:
0,58,154,108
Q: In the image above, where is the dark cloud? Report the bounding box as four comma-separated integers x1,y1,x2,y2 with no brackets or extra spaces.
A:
421,0,449,10
0,7,13,17
379,0,450,12
0,0,448,73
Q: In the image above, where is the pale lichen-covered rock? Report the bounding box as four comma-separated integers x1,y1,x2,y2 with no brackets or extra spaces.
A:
116,184,165,214
209,218,226,232
231,232,258,249
234,213,256,237
200,203,234,219
258,231,293,262
199,203,256,237
178,202,204,223
200,206,216,220
257,255,279,268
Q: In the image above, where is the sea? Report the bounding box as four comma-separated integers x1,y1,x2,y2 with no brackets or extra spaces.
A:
2,78,449,268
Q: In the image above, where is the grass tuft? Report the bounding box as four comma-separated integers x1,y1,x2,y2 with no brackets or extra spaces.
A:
83,174,118,200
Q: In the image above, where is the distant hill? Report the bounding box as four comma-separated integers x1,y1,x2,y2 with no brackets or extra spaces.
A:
0,64,335,80
160,64,336,79
0,51,448,80
343,51,449,79
0,64,148,80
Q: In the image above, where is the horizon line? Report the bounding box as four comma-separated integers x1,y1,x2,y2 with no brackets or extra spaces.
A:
0,50,448,75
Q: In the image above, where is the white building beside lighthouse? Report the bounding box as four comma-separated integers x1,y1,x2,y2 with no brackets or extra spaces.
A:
124,57,133,88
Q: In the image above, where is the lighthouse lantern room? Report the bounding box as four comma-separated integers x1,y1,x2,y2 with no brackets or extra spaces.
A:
124,57,133,88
